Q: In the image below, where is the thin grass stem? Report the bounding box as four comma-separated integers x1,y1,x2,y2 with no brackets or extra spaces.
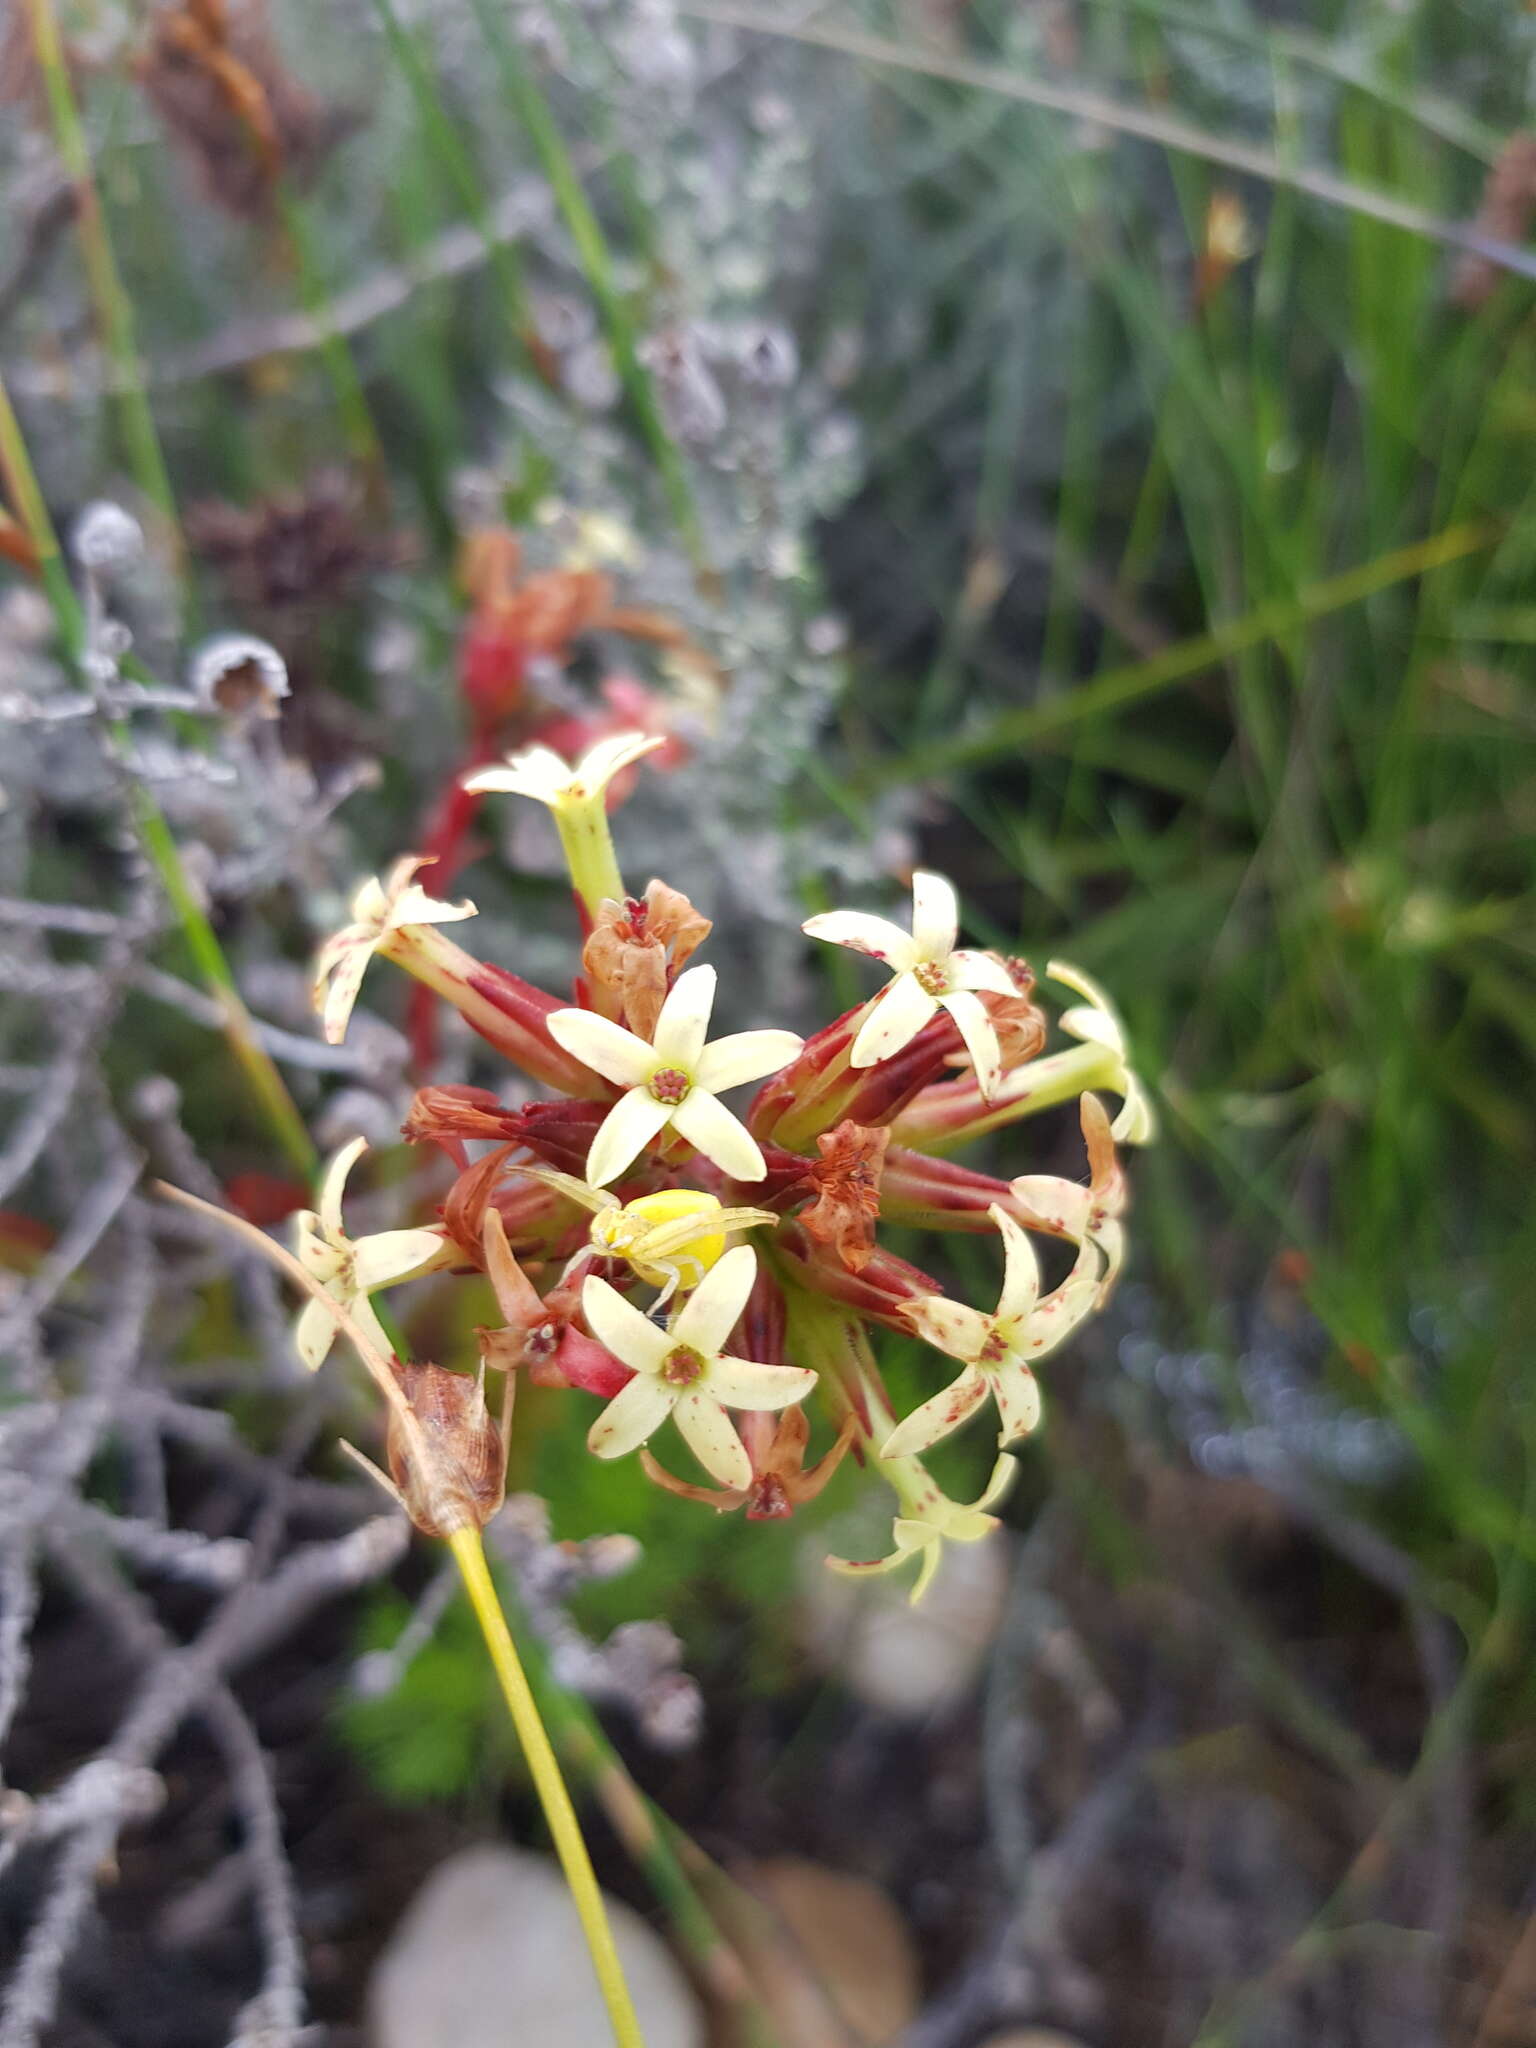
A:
19,0,181,557
465,0,706,570
866,519,1495,786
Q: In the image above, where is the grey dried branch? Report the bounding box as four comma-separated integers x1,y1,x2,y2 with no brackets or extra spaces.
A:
0,877,156,1204
0,1514,407,2048
0,1143,141,1359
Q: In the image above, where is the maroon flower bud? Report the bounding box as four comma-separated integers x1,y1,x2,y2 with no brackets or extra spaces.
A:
775,1223,941,1335
510,1099,612,1177
741,1260,788,1365
377,924,612,1099
880,1147,1072,1240
748,1005,959,1150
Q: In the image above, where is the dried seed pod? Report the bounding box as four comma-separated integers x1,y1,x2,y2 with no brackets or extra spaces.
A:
386,1362,506,1538
189,632,290,717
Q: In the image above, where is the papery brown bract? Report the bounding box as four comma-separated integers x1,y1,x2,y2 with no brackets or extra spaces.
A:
980,959,1047,1070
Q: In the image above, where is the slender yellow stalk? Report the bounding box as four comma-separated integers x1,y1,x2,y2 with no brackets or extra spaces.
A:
447,1525,647,2048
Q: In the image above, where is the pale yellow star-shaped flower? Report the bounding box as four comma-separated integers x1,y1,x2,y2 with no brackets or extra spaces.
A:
461,731,664,809
803,871,1016,1099
312,858,476,1045
881,1204,1099,1457
827,1455,1018,1605
548,965,801,1186
1047,959,1156,1143
293,1139,447,1372
581,1245,817,1488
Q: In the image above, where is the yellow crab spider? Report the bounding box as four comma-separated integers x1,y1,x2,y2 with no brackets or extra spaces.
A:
519,1169,780,1308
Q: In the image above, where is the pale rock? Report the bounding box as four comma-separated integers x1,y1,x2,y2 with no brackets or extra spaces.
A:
977,2032,1090,2048
798,1519,1009,1715
369,1843,704,2048
740,1857,919,2044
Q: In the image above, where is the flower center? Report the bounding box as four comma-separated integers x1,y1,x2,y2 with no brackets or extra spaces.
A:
649,1066,692,1105
749,1473,791,1519
913,960,950,996
662,1344,705,1387
978,1327,1010,1367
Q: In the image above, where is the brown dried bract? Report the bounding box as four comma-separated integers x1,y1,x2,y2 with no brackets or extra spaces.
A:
439,1144,517,1264
800,1120,890,1274
583,879,712,1040
459,523,717,665
642,1406,855,1521
386,1360,506,1537
402,1084,523,1154
138,0,355,219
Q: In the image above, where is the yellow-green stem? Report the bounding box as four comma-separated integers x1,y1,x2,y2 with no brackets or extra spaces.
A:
447,1525,646,2048
20,0,181,557
554,798,627,920
890,1041,1119,1154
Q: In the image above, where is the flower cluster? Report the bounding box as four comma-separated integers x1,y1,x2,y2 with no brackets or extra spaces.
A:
307,737,1153,1597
